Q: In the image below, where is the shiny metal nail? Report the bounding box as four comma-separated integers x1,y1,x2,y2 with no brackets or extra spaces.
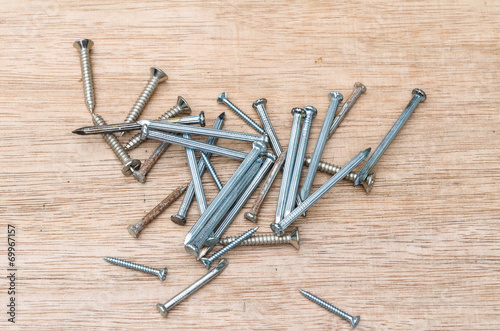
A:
171,113,225,225
218,92,265,134
300,92,343,200
156,259,228,317
200,152,223,191
184,133,207,214
284,106,317,216
328,82,366,138
272,148,370,236
275,108,305,224
354,88,426,186
253,98,282,155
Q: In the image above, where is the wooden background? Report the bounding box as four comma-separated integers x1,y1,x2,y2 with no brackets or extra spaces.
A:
1,0,499,329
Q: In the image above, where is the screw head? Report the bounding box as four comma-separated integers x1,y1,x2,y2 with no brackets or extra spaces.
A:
156,303,168,317
73,39,94,50
122,159,141,176
303,106,318,118
290,227,300,249
200,258,211,269
412,88,426,102
150,67,168,82
252,98,267,109
199,111,206,127
361,173,375,193
354,82,367,93
350,315,360,328
132,170,146,183
176,96,191,114
328,91,344,101
244,212,258,223
171,214,186,226
217,92,227,104
157,267,168,281
127,225,140,238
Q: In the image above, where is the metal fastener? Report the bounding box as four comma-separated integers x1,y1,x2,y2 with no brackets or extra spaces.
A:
284,106,317,216
184,133,208,214
354,88,426,186
328,82,366,138
124,96,191,151
197,158,264,259
217,92,265,135
73,39,95,113
156,259,228,317
127,183,188,237
300,290,360,328
244,149,287,223
304,156,375,193
275,108,305,224
272,148,370,236
200,152,223,191
122,67,168,127
253,98,282,155
184,141,267,257
220,227,299,249
103,257,167,281
201,227,259,269
171,113,225,225
300,92,343,200
91,113,141,176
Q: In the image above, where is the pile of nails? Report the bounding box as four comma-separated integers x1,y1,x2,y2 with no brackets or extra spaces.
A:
73,39,426,327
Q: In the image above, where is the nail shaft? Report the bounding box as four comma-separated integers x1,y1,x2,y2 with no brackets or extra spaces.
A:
218,92,265,134
184,133,208,214
253,98,283,155
328,82,366,138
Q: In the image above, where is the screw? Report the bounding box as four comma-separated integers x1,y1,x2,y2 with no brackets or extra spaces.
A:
221,227,299,249
200,152,224,191
274,108,305,224
127,183,188,237
300,92,343,201
124,96,191,151
73,39,95,113
300,290,360,328
184,141,267,257
201,227,259,269
122,67,167,126
171,113,225,225
304,156,375,193
156,259,228,317
196,157,264,260
244,149,287,223
91,113,141,176
354,88,426,186
328,82,366,138
272,148,370,236
103,257,167,281
253,98,283,155
284,106,317,216
183,133,208,214
217,92,265,135
131,112,206,183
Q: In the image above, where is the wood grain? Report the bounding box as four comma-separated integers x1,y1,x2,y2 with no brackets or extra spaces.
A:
0,0,499,329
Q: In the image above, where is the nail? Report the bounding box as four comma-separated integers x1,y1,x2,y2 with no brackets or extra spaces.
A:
253,98,283,155
127,183,188,237
300,92,343,201
218,92,265,134
272,148,370,236
354,88,426,186
328,82,366,138
184,133,208,214
156,259,228,317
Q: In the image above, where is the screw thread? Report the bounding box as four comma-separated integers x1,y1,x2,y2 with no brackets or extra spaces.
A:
205,227,259,263
104,257,158,276
300,290,351,321
124,105,183,151
78,48,95,113
124,77,160,123
92,113,131,165
220,233,289,246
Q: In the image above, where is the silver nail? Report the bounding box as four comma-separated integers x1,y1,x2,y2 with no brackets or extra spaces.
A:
218,92,265,134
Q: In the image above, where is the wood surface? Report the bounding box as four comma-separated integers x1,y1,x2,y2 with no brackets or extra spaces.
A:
0,0,499,329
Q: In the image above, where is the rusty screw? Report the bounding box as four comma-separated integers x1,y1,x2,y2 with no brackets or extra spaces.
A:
127,183,188,237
